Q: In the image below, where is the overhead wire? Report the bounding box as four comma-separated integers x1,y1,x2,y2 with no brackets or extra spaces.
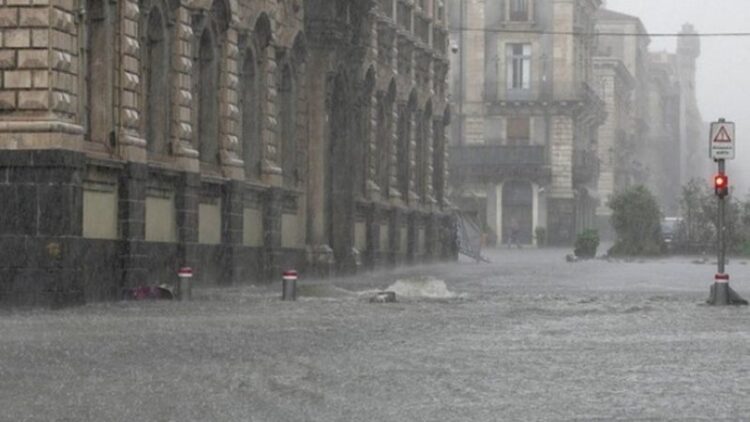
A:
448,28,750,37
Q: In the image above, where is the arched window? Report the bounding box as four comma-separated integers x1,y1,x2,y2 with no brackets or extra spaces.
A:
240,45,260,178
195,27,220,164
193,0,228,166
84,0,114,145
242,14,272,179
279,64,296,187
143,6,170,154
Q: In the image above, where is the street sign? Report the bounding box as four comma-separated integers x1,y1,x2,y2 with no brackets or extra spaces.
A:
709,120,735,160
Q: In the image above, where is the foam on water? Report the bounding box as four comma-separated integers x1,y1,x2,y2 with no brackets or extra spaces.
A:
384,276,466,300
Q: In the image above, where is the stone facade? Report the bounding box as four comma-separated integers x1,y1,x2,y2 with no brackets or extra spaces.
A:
448,0,605,246
594,11,704,225
0,0,455,306
592,56,634,238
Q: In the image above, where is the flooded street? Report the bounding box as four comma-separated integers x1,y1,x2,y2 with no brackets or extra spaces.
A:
3,249,750,421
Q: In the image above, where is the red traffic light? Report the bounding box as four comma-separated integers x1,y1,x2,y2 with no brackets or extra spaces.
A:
715,174,729,197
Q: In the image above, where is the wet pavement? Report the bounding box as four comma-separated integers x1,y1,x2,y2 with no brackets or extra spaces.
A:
2,248,750,421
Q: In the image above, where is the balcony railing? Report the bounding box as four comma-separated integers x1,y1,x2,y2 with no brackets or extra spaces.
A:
449,144,550,183
451,144,546,166
498,82,602,104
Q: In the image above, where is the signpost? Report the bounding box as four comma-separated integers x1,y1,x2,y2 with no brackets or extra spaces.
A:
709,120,735,160
707,119,747,306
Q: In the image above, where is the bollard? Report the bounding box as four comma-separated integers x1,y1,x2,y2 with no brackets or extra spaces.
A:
282,270,298,301
177,267,193,301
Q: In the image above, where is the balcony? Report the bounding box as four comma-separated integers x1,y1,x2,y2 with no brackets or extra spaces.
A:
449,144,551,184
490,82,604,114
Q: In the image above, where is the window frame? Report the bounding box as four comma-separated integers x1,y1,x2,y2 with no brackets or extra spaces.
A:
506,43,532,91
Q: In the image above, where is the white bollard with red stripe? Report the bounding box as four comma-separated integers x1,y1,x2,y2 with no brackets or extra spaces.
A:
177,267,193,301
282,270,298,301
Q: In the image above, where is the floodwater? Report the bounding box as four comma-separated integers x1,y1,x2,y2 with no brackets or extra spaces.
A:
2,248,750,421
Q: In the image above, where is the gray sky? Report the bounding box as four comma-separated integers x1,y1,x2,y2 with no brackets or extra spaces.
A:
607,0,750,194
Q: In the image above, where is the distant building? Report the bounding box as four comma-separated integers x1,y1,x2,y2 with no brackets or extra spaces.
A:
0,0,455,306
594,10,705,223
593,8,650,236
448,0,605,246
592,56,634,238
676,24,707,187
647,51,682,216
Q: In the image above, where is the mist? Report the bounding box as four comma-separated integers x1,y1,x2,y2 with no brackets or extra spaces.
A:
607,0,750,196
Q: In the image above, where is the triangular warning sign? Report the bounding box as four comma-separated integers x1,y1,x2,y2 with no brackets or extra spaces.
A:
714,126,732,143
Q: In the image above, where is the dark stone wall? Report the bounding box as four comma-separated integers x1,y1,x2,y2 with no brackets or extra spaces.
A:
0,150,455,307
0,151,85,307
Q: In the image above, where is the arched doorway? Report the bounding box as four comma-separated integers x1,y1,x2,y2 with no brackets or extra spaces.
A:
502,180,533,245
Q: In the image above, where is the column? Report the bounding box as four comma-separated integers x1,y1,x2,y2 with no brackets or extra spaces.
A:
221,180,243,284
118,163,148,289
176,172,200,279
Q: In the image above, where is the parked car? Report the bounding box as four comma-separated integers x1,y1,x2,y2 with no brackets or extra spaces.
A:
661,217,683,250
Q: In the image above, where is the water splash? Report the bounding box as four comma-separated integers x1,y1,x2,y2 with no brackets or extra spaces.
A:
384,276,466,300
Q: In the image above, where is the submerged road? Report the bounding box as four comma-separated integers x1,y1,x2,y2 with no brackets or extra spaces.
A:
2,248,750,421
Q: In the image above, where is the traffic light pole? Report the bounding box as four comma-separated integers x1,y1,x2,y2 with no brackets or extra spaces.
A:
707,118,746,305
714,159,729,305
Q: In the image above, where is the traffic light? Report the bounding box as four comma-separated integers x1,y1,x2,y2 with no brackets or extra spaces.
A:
715,173,729,198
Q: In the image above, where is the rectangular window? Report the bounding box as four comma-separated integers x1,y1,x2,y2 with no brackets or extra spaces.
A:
506,117,530,146
510,0,529,21
507,44,531,90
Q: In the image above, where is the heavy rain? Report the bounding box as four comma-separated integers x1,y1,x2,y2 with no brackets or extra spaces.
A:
2,0,750,420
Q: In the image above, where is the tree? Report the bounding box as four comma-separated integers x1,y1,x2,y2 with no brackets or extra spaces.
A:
678,178,744,254
608,186,663,256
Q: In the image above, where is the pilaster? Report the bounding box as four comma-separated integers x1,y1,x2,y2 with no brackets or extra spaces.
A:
260,43,281,185
172,6,199,170
549,114,574,199
176,171,200,278
263,186,283,281
118,162,147,289
117,0,147,162
219,27,243,179
388,88,402,202
221,180,243,284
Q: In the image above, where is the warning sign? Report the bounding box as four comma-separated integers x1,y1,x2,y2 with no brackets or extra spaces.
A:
710,120,735,160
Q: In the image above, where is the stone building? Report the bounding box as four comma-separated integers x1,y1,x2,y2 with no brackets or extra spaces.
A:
593,11,704,223
646,51,682,216
592,55,633,238
592,8,649,236
675,23,707,187
0,0,454,306
448,0,605,246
